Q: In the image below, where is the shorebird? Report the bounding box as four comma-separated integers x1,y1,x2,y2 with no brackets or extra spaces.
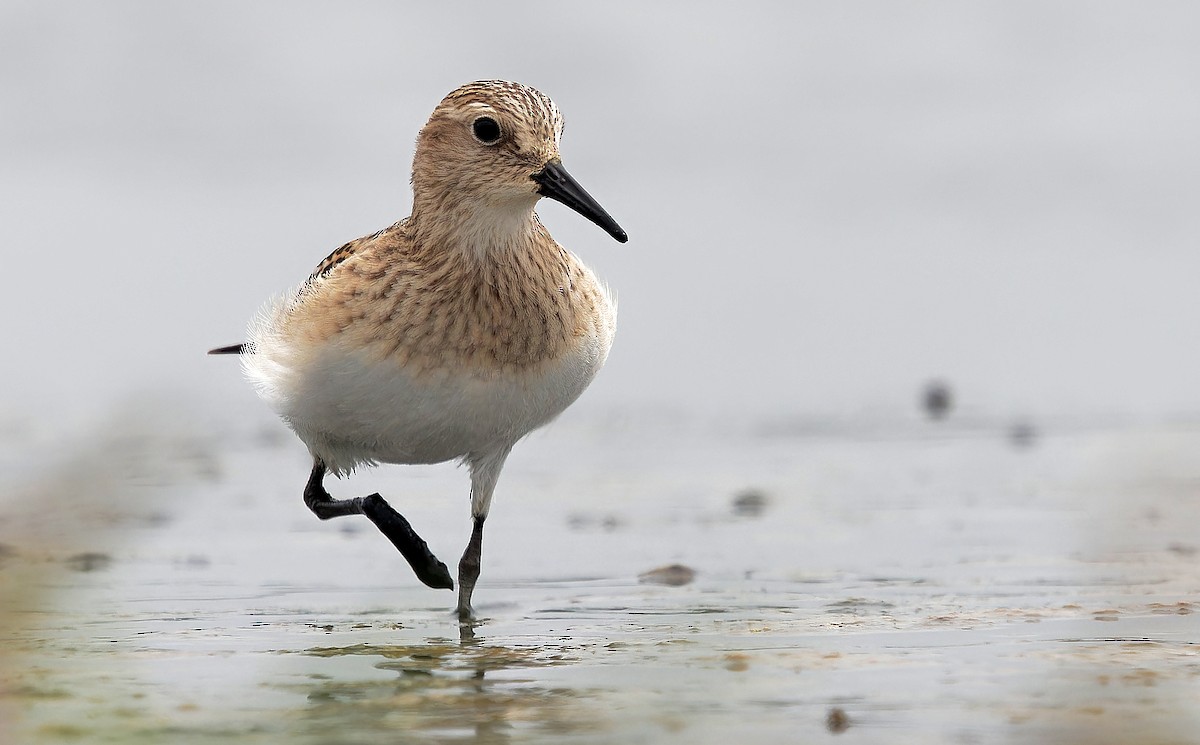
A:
210,80,626,621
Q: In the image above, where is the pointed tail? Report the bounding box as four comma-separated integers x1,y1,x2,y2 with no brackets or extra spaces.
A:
208,343,248,355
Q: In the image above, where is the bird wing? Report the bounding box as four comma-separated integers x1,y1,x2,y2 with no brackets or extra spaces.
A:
310,237,366,282
309,221,403,281
208,222,402,357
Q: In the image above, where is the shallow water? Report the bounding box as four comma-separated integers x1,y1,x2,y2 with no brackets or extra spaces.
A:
2,407,1198,743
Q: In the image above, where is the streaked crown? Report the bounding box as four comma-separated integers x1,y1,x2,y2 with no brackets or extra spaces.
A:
412,80,564,206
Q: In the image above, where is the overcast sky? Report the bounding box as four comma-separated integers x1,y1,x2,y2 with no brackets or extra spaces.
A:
3,1,1199,431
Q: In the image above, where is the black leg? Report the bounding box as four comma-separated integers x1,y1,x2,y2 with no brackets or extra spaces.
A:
456,516,485,621
304,461,366,518
303,461,454,591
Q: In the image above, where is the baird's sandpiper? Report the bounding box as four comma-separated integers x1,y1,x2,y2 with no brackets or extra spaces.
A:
210,80,626,621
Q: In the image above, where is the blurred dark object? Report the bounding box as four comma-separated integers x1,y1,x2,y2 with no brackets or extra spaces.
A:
65,552,112,572
638,564,696,586
731,488,769,517
826,706,850,733
921,380,954,420
1008,420,1038,449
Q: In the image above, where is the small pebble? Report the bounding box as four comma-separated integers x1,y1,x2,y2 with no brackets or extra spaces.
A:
638,564,696,586
731,488,768,517
1008,420,1037,448
65,552,113,572
921,380,953,420
826,706,850,733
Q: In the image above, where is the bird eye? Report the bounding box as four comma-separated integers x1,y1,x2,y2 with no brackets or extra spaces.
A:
472,116,502,145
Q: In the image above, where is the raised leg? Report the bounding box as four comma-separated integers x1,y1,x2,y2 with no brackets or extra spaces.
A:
456,516,485,621
303,460,454,590
304,461,366,518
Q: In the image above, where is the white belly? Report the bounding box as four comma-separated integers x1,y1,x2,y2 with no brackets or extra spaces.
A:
243,328,611,476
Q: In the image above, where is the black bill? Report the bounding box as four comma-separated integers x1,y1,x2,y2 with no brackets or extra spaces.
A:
532,160,628,243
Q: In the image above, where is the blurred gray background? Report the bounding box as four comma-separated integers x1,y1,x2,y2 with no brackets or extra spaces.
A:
3,1,1198,434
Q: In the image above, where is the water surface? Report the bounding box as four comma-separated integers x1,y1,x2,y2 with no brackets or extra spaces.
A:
2,408,1197,743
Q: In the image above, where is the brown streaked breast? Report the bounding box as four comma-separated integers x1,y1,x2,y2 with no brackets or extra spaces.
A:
287,224,601,377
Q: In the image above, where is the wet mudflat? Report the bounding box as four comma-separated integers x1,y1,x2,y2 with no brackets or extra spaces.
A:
2,406,1198,743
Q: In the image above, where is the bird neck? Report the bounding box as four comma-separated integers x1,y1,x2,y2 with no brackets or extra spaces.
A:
410,189,541,262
